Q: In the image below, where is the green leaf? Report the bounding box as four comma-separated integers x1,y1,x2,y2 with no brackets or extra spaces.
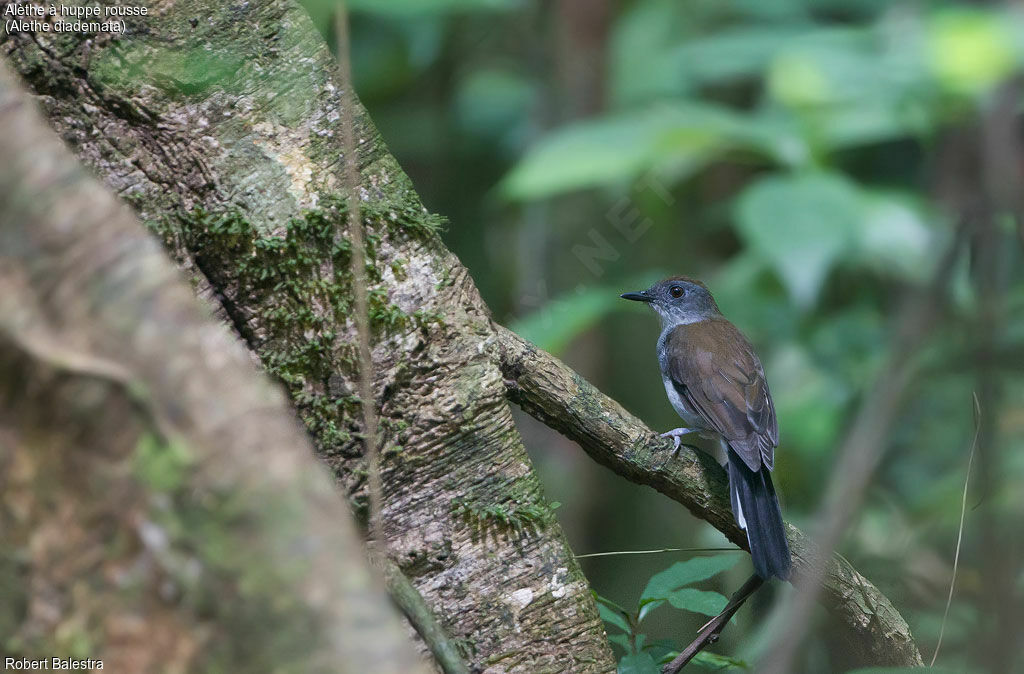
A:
637,599,663,623
347,0,520,14
595,594,632,634
618,651,661,674
641,555,740,603
763,23,939,151
608,0,810,105
666,588,729,617
770,344,849,455
735,172,861,306
736,173,939,306
927,9,1018,97
598,602,631,634
607,633,631,651
669,25,812,86
691,651,750,670
500,110,688,200
858,193,936,282
500,103,775,201
509,286,624,355
642,638,678,664
609,0,692,105
455,69,534,144
848,669,962,674
766,27,881,108
594,592,631,614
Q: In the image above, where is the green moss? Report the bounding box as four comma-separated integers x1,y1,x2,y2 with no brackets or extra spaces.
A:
412,308,447,330
134,433,194,492
368,287,411,332
451,477,561,539
92,41,245,98
377,417,410,458
389,259,407,280
452,636,477,660
145,196,442,461
434,262,454,288
304,127,446,242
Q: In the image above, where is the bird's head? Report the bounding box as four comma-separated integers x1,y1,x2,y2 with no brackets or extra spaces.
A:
620,276,721,326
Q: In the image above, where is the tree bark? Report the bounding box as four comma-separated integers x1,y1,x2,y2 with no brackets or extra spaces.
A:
1,0,922,669
0,61,424,674
2,1,615,671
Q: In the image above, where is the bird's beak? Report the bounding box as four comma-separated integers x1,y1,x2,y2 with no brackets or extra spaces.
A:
620,291,653,303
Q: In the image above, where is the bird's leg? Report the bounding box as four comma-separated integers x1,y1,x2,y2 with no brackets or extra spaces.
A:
660,427,697,450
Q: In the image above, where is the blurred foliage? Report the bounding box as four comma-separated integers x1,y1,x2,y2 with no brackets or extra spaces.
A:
345,0,1024,671
847,669,962,674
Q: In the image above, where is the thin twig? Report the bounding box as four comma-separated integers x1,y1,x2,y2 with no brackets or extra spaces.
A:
331,10,469,672
381,558,472,674
335,1,382,539
575,547,741,560
930,392,980,667
661,574,764,674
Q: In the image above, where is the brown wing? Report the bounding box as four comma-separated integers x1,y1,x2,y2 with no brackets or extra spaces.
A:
665,319,778,471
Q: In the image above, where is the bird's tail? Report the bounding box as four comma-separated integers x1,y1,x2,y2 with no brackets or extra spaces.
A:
727,449,792,580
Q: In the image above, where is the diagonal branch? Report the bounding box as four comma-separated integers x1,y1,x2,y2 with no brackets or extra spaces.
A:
494,323,924,668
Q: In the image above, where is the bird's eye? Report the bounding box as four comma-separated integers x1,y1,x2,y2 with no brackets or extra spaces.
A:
669,285,684,298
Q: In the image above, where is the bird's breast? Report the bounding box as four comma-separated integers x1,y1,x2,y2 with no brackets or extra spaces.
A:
661,373,710,430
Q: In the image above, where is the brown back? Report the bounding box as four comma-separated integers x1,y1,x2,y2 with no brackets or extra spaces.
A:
664,317,777,471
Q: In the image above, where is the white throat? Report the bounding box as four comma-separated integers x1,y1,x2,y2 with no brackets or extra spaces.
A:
654,305,707,330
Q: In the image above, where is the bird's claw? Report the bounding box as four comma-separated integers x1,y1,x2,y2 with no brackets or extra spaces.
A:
659,427,695,451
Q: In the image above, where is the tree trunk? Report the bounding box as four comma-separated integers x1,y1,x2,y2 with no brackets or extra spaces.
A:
0,61,425,674
1,1,615,671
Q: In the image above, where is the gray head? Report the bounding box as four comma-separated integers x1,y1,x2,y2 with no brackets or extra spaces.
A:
620,276,721,327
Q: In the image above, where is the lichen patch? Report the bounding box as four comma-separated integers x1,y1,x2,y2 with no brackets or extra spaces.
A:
509,588,534,610
251,121,318,208
548,568,569,599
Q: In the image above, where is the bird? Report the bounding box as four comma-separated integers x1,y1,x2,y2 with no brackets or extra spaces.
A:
621,276,792,580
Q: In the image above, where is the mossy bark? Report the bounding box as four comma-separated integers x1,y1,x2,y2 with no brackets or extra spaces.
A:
2,1,616,671
0,61,424,673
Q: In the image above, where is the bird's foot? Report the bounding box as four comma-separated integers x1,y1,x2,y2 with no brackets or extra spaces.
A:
659,427,696,450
